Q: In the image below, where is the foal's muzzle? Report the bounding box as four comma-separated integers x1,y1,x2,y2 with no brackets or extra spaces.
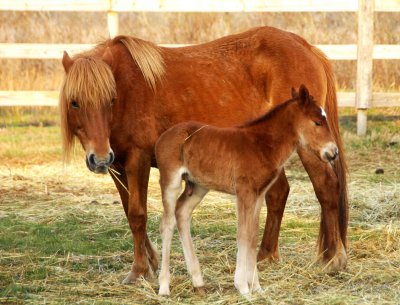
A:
86,149,115,174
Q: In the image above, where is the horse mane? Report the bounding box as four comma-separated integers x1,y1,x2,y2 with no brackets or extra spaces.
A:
115,36,165,92
59,36,165,162
239,98,296,128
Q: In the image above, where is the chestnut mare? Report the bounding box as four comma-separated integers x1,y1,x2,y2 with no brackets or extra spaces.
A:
156,85,339,295
59,27,348,284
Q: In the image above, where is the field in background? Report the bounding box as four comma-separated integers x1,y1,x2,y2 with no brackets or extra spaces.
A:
0,11,400,92
0,108,399,304
1,10,400,304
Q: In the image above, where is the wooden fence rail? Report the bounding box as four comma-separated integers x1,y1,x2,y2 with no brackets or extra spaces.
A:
1,0,400,135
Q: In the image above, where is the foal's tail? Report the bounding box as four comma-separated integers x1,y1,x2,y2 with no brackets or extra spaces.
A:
311,45,349,250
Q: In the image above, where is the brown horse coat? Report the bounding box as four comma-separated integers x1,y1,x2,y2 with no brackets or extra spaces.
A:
155,85,339,295
60,26,348,283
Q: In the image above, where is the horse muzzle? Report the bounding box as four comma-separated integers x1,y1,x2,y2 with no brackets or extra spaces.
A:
321,143,339,162
86,149,115,174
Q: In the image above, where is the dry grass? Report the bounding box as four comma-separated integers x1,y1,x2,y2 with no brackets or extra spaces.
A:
1,109,399,304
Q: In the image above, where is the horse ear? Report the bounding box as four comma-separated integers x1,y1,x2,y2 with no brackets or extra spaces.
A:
62,51,73,73
291,87,299,99
299,84,310,104
102,47,113,67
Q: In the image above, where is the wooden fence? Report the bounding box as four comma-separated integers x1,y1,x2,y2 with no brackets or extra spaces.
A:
1,0,399,135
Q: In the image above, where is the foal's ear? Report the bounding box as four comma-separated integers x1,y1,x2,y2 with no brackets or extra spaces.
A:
62,51,73,73
291,87,299,99
298,84,310,104
102,47,114,67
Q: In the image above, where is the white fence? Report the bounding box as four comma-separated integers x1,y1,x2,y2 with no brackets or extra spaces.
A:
1,0,400,134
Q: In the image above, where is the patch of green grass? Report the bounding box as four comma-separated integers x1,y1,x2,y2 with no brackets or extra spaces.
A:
0,107,59,128
0,215,131,255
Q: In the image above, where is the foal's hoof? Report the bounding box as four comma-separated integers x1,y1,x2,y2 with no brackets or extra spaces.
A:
158,286,170,296
194,286,206,296
322,248,347,273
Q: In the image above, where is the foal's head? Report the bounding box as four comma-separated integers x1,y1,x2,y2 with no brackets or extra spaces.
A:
59,49,116,174
293,85,338,162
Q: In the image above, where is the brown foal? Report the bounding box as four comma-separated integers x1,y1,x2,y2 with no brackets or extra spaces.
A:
156,85,339,296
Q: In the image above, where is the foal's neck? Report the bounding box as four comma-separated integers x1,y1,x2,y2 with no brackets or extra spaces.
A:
242,101,300,163
244,101,299,138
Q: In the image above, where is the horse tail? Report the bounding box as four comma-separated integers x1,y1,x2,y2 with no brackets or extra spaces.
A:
311,45,349,250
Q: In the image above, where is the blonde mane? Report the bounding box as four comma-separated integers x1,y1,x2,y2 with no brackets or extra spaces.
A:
118,36,165,91
59,36,165,161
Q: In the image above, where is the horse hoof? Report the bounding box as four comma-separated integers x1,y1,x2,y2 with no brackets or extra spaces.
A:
122,271,137,284
158,286,170,296
322,248,347,273
148,254,159,273
194,286,206,296
257,249,280,263
252,284,264,293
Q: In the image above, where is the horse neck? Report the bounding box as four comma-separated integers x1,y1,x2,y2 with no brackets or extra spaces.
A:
244,102,301,163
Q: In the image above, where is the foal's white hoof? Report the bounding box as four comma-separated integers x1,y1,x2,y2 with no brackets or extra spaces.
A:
158,285,170,296
253,286,265,294
235,285,250,296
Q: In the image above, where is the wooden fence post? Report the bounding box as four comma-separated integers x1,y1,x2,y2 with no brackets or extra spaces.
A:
107,0,119,38
356,0,374,135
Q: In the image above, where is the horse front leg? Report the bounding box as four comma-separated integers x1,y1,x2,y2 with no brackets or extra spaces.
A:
110,164,159,284
118,150,159,284
297,147,347,272
258,170,290,262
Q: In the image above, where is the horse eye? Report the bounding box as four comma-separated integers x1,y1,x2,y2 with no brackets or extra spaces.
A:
71,100,80,109
314,121,322,126
111,98,116,106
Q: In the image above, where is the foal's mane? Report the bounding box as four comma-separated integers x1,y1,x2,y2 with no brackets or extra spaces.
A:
59,36,165,161
240,98,296,128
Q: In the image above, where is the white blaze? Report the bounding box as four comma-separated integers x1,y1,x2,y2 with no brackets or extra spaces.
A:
320,107,327,118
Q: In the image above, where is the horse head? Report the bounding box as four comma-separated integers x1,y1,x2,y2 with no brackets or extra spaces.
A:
293,85,339,163
60,49,116,174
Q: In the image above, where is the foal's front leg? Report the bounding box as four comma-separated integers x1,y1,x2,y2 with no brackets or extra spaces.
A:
246,195,264,292
175,184,208,294
235,191,260,295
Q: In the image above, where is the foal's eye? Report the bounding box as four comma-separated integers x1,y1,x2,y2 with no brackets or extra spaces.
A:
314,121,322,126
71,100,80,109
111,98,116,106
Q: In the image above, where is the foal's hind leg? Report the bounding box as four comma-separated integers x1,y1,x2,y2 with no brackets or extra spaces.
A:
175,183,208,294
297,148,347,272
258,170,290,262
158,171,182,296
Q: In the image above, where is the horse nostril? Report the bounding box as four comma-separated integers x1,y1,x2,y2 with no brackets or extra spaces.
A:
89,153,96,166
328,151,338,161
109,151,115,164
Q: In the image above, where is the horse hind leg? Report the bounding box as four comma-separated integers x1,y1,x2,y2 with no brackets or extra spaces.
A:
175,183,208,294
158,169,183,296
